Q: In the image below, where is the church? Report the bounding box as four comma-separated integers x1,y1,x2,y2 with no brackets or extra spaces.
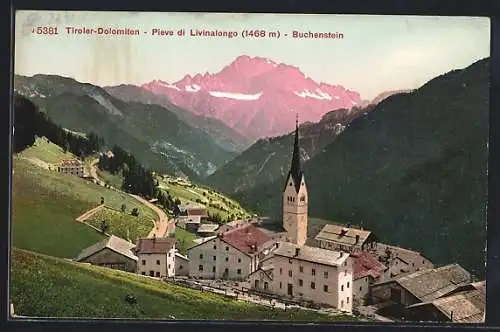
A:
246,116,354,312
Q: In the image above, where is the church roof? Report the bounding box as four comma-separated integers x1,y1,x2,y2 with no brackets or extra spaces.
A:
284,115,303,193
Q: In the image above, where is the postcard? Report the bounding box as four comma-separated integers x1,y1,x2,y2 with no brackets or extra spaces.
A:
11,11,489,323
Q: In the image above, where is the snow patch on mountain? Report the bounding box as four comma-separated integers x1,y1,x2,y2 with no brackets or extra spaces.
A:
294,89,333,101
255,152,276,175
157,80,181,91
208,91,263,101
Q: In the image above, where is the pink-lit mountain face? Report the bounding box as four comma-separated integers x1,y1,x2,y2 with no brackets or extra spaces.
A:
141,55,365,140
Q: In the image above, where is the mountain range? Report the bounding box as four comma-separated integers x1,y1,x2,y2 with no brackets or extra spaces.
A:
213,58,489,278
136,55,366,140
13,74,238,179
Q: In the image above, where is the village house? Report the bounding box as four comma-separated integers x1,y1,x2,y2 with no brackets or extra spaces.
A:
134,237,176,278
178,203,208,219
370,243,434,279
196,223,220,237
406,281,485,323
176,215,202,232
249,242,354,313
75,235,137,272
350,251,388,305
175,251,191,277
56,159,85,177
369,263,471,318
314,224,377,254
187,223,277,281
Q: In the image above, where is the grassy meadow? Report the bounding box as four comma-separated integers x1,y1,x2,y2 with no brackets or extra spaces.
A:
10,248,356,321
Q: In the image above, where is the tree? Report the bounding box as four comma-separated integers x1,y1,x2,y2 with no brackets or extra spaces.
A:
174,198,181,205
131,208,139,217
100,220,109,233
121,204,127,213
100,197,105,205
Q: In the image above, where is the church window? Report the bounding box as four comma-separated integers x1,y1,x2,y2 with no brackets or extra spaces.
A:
300,196,305,202
289,182,292,186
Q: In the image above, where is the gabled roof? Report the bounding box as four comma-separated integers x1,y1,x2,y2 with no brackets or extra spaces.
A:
351,251,387,280
407,282,485,323
135,237,175,255
374,243,432,266
315,224,372,247
175,252,190,262
75,235,137,262
219,224,273,256
373,264,471,302
197,223,220,233
272,242,349,267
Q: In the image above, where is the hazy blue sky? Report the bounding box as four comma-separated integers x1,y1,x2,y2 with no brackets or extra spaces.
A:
14,11,490,100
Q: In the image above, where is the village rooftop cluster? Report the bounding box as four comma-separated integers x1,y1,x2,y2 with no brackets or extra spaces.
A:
71,120,485,323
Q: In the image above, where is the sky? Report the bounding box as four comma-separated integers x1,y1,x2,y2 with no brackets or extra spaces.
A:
14,11,490,100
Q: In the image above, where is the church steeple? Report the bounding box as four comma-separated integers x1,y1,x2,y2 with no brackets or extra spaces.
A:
289,112,302,193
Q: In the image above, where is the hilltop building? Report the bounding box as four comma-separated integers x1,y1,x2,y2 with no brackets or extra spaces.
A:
56,159,84,177
74,235,137,272
134,236,176,278
351,251,388,305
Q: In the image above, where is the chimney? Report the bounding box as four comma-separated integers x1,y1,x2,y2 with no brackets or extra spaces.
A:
295,248,300,257
275,242,280,249
339,252,344,258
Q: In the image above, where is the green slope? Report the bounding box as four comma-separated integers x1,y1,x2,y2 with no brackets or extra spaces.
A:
10,248,356,321
11,156,155,258
235,58,489,278
14,74,236,179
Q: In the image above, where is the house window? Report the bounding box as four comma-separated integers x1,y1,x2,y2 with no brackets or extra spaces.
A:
149,271,154,276
299,279,303,286
226,246,229,251
360,286,363,291
324,271,328,278
288,270,292,277
237,269,241,275
156,272,160,277
142,260,146,265
324,285,328,292
344,270,347,276
238,258,241,263
311,282,316,289
213,245,217,250
344,261,347,266
341,285,344,291
168,253,171,257
280,268,283,275
225,268,229,274
341,300,344,308
347,297,350,304
225,257,229,262
299,266,304,273
200,254,203,259
199,265,203,271
180,265,183,269
156,260,160,265
280,282,282,289
264,282,268,290
312,268,316,276
141,272,145,275
347,281,350,288
212,266,216,272
168,264,171,269
213,256,216,261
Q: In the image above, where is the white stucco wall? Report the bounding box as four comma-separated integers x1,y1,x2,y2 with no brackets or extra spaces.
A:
137,247,175,278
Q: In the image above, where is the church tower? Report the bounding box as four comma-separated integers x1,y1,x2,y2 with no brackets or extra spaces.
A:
282,114,308,247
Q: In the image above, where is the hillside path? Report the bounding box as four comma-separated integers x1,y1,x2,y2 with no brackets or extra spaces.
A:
89,158,107,187
129,194,173,238
76,204,105,222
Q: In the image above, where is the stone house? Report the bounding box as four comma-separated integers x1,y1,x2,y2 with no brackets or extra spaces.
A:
134,237,176,278
75,235,137,272
314,224,377,254
249,242,354,312
57,159,85,177
187,223,277,281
